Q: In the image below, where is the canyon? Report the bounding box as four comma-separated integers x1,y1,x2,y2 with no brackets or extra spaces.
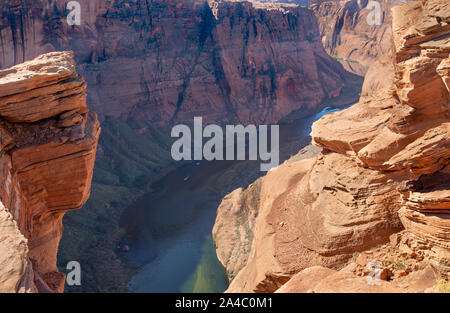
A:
1,0,356,125
0,0,365,292
213,0,450,292
0,51,100,292
0,0,448,294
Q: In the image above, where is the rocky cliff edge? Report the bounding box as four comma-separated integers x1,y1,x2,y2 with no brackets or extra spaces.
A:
213,0,449,293
0,51,100,293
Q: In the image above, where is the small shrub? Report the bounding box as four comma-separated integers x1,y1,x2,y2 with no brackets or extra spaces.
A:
436,279,450,293
395,260,406,270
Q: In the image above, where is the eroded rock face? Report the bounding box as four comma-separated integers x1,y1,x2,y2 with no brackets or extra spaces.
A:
213,0,449,293
0,51,100,292
0,201,35,293
310,0,397,75
0,0,355,125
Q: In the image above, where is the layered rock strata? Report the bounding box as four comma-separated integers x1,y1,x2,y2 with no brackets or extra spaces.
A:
1,0,355,125
0,51,100,292
213,0,449,292
310,0,397,75
211,0,395,75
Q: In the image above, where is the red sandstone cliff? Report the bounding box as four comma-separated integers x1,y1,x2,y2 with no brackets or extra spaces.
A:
1,0,356,125
213,0,396,76
213,0,449,293
0,51,100,293
212,0,396,76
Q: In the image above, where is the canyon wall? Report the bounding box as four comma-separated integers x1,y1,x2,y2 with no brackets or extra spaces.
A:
216,0,397,76
220,0,398,76
0,51,100,292
0,0,356,125
310,0,396,75
213,0,449,292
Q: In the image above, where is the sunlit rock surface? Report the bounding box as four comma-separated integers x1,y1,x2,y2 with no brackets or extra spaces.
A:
0,51,100,292
213,0,449,293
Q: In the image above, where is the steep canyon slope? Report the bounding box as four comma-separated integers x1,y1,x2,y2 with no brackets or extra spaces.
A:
0,51,100,292
310,0,396,75
238,0,398,75
213,0,450,293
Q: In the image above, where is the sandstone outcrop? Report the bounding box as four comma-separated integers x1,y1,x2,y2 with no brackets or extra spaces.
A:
0,201,35,293
274,266,336,293
213,0,449,293
0,51,100,292
1,0,356,125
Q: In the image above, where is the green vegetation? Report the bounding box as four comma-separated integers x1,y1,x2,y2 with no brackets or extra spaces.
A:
394,260,406,271
329,54,362,64
57,116,175,292
96,116,174,188
437,279,450,293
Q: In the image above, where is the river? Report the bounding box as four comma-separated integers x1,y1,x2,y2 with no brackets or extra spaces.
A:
120,105,347,293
